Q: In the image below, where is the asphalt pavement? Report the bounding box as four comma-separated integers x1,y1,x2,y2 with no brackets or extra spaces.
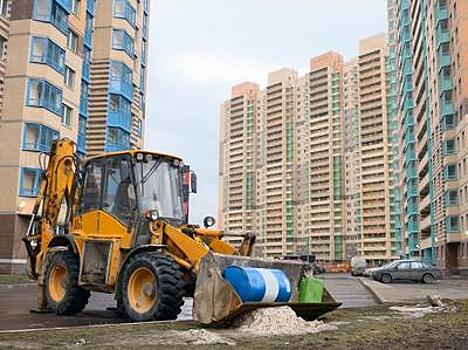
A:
320,273,378,308
0,273,375,332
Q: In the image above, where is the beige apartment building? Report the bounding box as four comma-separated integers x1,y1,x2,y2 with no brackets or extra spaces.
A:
358,34,398,262
392,0,468,274
220,44,399,263
87,0,148,155
343,58,362,258
0,0,150,274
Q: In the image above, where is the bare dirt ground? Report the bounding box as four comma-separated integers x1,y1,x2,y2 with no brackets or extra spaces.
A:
0,300,467,349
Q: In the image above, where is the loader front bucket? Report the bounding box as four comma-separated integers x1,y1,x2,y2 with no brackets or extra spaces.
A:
193,253,341,324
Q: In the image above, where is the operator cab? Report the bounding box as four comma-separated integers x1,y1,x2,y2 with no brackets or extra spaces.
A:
78,150,195,230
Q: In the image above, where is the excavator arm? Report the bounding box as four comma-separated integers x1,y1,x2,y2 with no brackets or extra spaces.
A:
22,138,80,279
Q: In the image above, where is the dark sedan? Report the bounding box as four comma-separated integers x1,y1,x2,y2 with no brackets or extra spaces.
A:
371,260,442,283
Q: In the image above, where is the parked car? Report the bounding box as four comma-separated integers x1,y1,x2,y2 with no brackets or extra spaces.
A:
364,261,394,276
350,256,368,276
371,260,442,283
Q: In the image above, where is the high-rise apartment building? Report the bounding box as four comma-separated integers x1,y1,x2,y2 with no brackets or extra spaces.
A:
0,0,150,274
358,34,399,262
343,58,362,258
87,0,148,156
220,46,399,263
306,53,346,261
393,0,468,274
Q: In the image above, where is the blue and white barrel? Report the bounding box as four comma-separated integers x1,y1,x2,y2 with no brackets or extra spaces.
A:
223,266,292,303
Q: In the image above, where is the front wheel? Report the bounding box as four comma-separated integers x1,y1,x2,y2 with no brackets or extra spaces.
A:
120,252,185,322
44,251,90,315
380,273,392,283
422,273,434,283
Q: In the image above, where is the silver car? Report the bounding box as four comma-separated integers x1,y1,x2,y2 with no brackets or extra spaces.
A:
371,260,442,283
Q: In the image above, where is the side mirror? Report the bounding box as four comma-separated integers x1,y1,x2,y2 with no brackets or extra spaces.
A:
190,172,197,194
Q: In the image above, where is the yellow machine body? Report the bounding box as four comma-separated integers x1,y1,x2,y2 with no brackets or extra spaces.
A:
23,138,339,324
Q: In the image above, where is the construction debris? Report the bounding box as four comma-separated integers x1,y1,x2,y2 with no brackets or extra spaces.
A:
233,306,337,336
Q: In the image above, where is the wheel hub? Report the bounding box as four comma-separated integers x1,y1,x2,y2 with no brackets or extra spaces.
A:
48,265,67,302
127,267,157,314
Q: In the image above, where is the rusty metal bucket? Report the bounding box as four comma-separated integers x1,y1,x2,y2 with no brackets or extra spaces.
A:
193,253,341,324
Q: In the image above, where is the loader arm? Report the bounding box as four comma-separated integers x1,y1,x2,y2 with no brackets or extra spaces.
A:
22,138,80,279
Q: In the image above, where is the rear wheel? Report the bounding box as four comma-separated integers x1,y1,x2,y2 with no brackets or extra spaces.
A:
422,273,434,283
45,251,90,315
380,273,392,283
120,252,184,322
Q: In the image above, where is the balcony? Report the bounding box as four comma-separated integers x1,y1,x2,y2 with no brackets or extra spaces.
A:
436,27,450,47
84,28,93,48
438,52,452,70
87,0,95,15
109,79,133,102
439,76,453,94
435,5,448,23
108,111,132,133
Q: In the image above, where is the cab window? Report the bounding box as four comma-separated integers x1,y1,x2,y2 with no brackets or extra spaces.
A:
102,156,135,225
80,159,104,213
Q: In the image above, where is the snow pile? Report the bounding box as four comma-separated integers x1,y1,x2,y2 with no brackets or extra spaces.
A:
390,295,456,319
233,306,337,336
179,329,235,346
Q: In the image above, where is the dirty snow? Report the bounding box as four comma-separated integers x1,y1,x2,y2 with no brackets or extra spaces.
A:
390,295,457,319
232,306,337,336
174,329,235,346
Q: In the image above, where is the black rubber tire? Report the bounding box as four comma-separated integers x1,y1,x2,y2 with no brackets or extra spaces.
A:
44,251,90,315
422,273,434,283
120,252,184,322
380,273,392,283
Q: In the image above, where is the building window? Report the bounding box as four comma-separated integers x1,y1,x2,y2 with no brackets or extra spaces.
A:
110,60,133,101
0,0,8,18
22,123,59,152
79,81,89,116
446,216,459,233
67,30,78,53
62,104,72,126
140,65,146,92
108,94,131,132
82,47,91,82
106,127,130,152
444,139,456,155
445,164,458,180
136,119,143,137
114,0,136,27
112,29,134,57
71,0,80,15
0,36,5,60
141,42,147,66
77,116,87,153
33,0,69,34
30,36,65,74
64,66,75,89
84,13,93,48
19,168,42,197
27,79,63,116
142,13,148,39
445,190,458,206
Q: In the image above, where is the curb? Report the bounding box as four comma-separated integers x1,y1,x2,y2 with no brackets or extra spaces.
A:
0,281,35,289
357,277,386,304
0,319,195,335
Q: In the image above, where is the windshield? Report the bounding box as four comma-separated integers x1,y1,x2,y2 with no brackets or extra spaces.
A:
381,261,399,269
136,158,184,221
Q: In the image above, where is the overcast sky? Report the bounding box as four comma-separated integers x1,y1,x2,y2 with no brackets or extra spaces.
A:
145,0,388,224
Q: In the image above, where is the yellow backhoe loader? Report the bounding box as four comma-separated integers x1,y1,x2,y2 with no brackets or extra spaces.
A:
22,138,339,324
